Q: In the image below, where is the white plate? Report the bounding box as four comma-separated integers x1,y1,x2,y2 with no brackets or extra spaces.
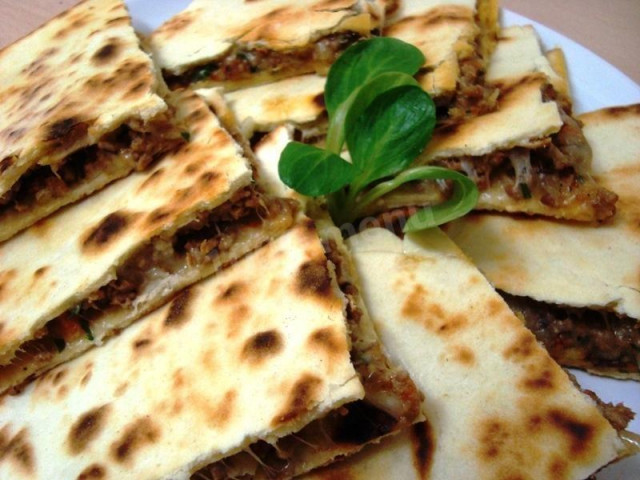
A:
125,2,640,477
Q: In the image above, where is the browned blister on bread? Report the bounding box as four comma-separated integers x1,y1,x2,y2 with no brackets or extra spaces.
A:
0,0,184,242
0,89,297,394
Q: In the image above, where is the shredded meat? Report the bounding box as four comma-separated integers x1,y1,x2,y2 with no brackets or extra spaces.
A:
502,291,640,377
193,236,422,480
167,31,363,88
0,114,183,216
2,192,297,390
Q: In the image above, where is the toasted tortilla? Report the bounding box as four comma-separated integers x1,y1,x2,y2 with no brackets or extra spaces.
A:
0,89,296,394
197,74,328,139
0,221,365,480
150,0,383,90
384,0,498,107
301,227,627,480
444,104,640,378
0,0,182,243
381,26,618,222
486,25,570,100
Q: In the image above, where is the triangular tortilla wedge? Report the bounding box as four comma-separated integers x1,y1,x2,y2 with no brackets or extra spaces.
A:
384,0,499,112
444,103,640,379
149,0,385,91
299,226,629,480
0,0,184,242
0,89,297,394
0,221,365,480
382,24,618,222
197,75,328,140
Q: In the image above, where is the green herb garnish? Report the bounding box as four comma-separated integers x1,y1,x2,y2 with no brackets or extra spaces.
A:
278,37,478,231
79,319,94,342
181,131,191,141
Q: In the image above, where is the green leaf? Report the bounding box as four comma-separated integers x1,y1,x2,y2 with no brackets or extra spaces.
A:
325,37,425,118
347,85,435,193
326,72,420,153
278,142,355,197
353,166,479,231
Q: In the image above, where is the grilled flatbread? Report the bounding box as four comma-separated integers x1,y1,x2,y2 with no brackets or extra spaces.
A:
0,0,183,243
298,226,629,480
197,74,328,140
379,24,618,222
0,89,297,394
444,103,640,379
149,0,385,91
384,0,499,113
0,221,365,480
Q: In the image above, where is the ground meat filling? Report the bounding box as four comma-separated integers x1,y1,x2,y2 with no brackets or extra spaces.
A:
193,238,422,480
502,291,640,377
445,38,499,122
0,114,183,217
5,190,297,378
166,31,363,88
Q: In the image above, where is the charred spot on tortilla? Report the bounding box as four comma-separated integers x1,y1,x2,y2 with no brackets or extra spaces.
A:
110,417,161,464
296,258,332,298
241,329,284,364
68,404,111,454
216,281,248,302
307,327,345,357
272,374,323,426
91,40,121,65
164,289,193,328
547,409,596,456
410,421,436,478
76,464,107,480
81,210,134,251
0,428,35,474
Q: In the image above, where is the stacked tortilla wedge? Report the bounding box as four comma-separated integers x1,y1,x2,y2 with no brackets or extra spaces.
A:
149,0,386,91
0,87,297,395
445,103,640,380
0,0,184,242
298,226,632,480
0,221,367,479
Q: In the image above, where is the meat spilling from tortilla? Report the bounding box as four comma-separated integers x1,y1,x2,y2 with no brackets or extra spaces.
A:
0,89,296,395
0,0,185,242
194,215,423,479
384,0,500,118
0,222,368,480
150,0,387,91
502,292,640,379
444,103,640,380
308,227,630,480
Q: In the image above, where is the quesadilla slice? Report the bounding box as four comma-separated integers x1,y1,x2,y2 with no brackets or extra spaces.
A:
0,221,366,480
444,103,640,379
150,0,386,91
197,74,328,141
384,0,500,117
375,23,618,223
299,226,632,480
0,89,297,395
0,0,184,243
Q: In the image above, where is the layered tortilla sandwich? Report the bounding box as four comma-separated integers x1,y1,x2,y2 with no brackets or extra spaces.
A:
197,74,328,142
0,221,368,480
299,226,634,480
384,0,500,116
376,23,617,223
0,89,298,394
444,104,640,379
149,0,388,91
0,0,185,243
